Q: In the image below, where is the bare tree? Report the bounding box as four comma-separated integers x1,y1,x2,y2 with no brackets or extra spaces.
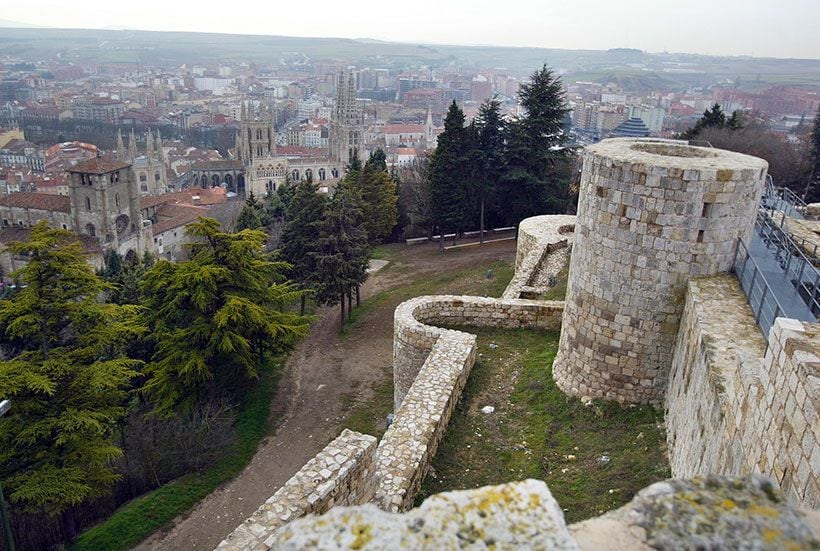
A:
397,153,435,239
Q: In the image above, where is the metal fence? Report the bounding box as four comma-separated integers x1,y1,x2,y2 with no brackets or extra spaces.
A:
756,210,820,316
732,239,789,341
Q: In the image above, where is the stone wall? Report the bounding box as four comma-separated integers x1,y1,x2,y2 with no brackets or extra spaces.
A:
554,138,768,405
215,429,377,551
505,214,575,300
268,477,820,550
666,275,820,509
393,295,564,409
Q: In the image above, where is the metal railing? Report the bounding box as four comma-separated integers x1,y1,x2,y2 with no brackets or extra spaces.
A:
762,175,807,220
756,209,820,316
732,239,789,341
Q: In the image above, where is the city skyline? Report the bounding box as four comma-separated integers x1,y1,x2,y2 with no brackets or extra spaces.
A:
1,0,819,60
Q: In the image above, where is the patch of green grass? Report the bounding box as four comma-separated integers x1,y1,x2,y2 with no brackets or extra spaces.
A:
341,260,514,337
70,357,283,551
418,328,669,523
371,245,389,260
541,267,568,301
340,378,395,437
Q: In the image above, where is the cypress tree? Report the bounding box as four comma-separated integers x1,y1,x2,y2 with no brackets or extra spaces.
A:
471,97,507,243
429,100,468,248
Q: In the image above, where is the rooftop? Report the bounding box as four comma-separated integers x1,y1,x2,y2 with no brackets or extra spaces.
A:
68,156,131,175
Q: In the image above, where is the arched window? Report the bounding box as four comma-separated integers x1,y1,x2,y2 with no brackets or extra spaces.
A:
86,223,96,236
318,168,326,181
257,146,262,157
139,174,147,182
292,170,300,181
257,129,262,140
305,168,313,181
332,168,339,179
155,172,161,182
85,196,91,212
115,193,120,208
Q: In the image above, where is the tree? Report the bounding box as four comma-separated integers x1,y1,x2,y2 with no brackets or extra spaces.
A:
235,203,262,231
429,100,469,248
500,65,573,224
312,185,370,330
0,222,141,530
471,97,507,243
357,150,398,244
140,218,309,414
280,179,328,314
397,153,434,239
682,103,744,139
805,108,820,202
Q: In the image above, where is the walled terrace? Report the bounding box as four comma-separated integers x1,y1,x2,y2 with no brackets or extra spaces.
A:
217,139,819,550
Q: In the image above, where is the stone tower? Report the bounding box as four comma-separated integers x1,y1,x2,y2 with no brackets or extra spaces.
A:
553,138,768,405
330,71,364,165
67,155,145,254
118,129,169,196
238,101,276,163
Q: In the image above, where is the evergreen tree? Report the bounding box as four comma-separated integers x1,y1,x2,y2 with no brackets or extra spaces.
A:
276,176,297,218
102,248,124,279
0,222,142,523
429,100,469,248
260,190,285,226
366,148,388,172
280,179,328,314
357,153,398,244
235,203,262,231
312,185,370,330
471,97,507,242
682,103,735,139
141,218,309,414
805,108,820,202
500,65,572,223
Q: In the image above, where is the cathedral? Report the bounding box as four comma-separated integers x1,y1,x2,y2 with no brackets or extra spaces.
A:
233,71,364,197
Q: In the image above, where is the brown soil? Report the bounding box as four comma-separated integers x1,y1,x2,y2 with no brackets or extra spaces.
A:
134,239,516,550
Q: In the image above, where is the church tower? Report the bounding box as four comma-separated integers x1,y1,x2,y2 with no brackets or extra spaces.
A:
117,129,169,196
239,101,276,163
330,71,364,165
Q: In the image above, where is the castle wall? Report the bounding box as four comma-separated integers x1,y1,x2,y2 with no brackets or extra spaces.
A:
666,275,820,509
554,139,768,405
392,295,565,409
215,429,377,551
505,214,575,300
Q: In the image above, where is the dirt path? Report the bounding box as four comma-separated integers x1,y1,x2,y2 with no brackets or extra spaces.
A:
135,240,515,550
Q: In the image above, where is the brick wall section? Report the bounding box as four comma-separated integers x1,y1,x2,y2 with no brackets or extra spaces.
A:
393,295,564,409
215,429,377,551
554,138,768,405
666,275,820,509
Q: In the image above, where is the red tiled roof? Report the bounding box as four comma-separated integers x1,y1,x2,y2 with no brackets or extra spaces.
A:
152,204,208,234
68,156,131,174
0,192,71,213
381,124,425,135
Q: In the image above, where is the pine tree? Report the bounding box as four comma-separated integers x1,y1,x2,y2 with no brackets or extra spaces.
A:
235,203,262,231
429,100,469,248
141,218,309,414
682,103,729,139
312,185,370,330
357,151,398,244
280,179,328,314
471,97,507,243
804,108,820,202
500,65,572,224
0,222,142,521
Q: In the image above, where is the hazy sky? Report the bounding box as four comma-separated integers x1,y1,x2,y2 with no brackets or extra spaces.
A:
2,0,819,59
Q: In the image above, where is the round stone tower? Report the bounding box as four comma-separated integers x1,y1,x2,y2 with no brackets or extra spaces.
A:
553,138,768,405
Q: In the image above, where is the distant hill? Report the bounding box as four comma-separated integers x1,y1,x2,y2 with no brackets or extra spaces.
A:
0,27,819,90
0,19,42,28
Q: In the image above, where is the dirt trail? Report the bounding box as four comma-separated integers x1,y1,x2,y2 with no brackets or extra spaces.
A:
135,240,515,550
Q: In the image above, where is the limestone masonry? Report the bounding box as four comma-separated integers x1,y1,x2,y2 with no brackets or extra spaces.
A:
554,139,768,404
217,138,819,549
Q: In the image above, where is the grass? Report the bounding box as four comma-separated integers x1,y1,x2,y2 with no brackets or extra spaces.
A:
341,259,514,337
70,357,283,551
417,328,669,523
337,254,515,437
541,266,568,301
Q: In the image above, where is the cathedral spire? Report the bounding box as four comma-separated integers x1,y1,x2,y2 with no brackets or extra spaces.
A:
156,130,165,163
146,130,154,162
240,100,247,123
116,129,125,161
128,129,137,161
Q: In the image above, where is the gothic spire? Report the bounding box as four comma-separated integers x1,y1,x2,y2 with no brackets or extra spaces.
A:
156,130,165,163
146,130,154,162
128,129,137,161
116,129,125,161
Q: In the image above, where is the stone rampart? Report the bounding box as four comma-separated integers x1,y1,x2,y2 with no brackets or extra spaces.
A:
393,295,564,409
215,429,377,551
555,138,769,405
506,214,575,300
666,275,820,509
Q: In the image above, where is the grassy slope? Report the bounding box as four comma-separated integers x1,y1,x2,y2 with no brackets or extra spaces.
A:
70,357,283,551
418,328,669,523
339,257,515,438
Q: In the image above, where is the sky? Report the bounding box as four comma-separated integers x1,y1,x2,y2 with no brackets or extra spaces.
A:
1,0,819,59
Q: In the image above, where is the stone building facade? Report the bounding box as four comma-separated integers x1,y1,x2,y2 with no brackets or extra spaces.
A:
553,139,768,404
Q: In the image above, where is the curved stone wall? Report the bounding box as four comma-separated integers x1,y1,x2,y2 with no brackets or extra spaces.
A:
554,138,768,405
506,214,575,300
393,295,564,409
